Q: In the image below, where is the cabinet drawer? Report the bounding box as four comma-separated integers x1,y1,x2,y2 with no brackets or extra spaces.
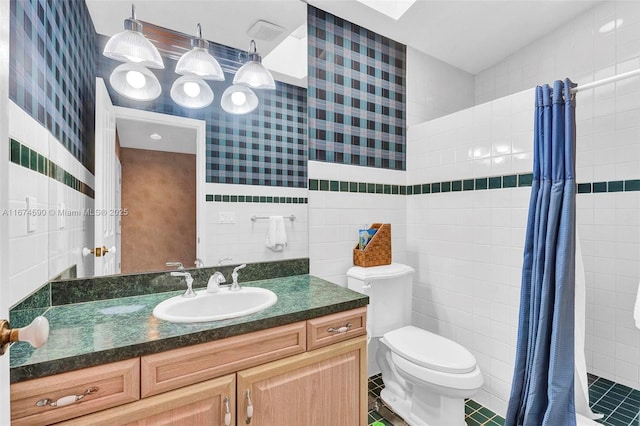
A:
141,321,306,398
10,358,140,425
56,374,236,426
307,307,367,351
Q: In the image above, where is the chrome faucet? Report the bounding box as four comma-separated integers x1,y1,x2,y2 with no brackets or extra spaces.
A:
207,271,226,293
171,271,196,298
229,264,246,292
166,261,184,270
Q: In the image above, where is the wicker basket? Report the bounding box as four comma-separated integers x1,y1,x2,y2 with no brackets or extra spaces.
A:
353,223,392,267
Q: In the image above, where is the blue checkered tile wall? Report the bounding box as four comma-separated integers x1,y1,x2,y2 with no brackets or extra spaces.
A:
97,36,308,188
10,0,97,172
308,5,407,170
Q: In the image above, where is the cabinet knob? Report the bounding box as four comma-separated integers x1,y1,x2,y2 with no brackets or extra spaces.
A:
327,322,352,334
245,389,253,424
0,316,49,356
36,387,98,408
224,396,231,426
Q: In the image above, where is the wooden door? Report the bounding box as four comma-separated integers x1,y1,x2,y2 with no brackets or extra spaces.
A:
58,374,235,426
93,78,119,276
237,336,367,426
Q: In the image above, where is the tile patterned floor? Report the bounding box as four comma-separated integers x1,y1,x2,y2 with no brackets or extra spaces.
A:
368,373,640,426
367,374,504,426
589,374,640,426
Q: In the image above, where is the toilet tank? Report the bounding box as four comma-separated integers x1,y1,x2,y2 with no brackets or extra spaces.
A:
347,263,415,337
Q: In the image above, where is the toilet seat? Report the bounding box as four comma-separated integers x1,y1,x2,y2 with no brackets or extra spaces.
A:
390,351,484,391
383,326,477,374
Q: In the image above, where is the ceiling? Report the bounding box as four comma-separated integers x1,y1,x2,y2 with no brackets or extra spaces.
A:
88,0,604,150
86,0,603,76
117,118,197,154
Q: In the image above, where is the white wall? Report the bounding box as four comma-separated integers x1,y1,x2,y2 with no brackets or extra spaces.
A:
407,89,534,415
203,183,309,266
8,102,94,306
407,71,640,417
475,1,640,105
406,47,475,126
308,161,407,287
469,0,640,396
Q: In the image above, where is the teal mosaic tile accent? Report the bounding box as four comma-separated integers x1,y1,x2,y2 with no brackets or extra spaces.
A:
489,176,502,189
9,139,95,199
608,181,624,192
464,179,475,191
476,177,488,190
593,182,607,193
518,173,533,186
503,175,517,188
308,175,640,198
578,183,592,193
206,194,307,204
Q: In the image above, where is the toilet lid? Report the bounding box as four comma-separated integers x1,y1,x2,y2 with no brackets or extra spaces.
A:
383,326,477,374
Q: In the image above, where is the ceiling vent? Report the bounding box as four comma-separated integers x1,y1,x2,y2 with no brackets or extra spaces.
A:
247,20,286,42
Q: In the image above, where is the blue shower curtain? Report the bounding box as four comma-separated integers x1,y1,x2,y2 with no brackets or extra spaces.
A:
506,79,577,426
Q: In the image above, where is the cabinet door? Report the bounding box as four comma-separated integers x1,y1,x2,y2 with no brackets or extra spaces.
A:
57,374,236,426
237,336,367,426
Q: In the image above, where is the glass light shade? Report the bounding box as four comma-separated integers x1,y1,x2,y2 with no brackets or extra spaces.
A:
109,63,161,101
176,48,225,81
103,25,164,69
221,85,259,114
171,75,214,109
233,61,276,89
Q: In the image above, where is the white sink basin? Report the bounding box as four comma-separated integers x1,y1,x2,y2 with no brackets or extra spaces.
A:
153,287,277,323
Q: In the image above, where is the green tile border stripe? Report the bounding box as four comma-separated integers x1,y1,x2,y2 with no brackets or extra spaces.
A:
310,175,640,196
308,179,406,195
206,194,308,204
10,138,95,199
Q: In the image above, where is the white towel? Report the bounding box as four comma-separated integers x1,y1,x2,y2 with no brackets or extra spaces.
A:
634,281,640,330
265,216,287,251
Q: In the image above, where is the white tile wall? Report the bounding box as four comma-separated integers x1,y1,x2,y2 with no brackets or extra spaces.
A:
308,161,407,287
7,101,94,306
203,183,309,267
407,67,640,416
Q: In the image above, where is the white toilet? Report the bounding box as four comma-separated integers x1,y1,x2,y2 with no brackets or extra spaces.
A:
347,263,483,426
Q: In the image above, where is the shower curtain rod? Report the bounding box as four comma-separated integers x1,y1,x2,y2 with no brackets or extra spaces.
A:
570,68,640,94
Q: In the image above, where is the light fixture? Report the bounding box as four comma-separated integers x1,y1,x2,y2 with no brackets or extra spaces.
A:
149,133,162,140
221,84,259,114
175,24,224,81
110,63,161,101
171,75,214,108
103,4,164,69
233,40,276,90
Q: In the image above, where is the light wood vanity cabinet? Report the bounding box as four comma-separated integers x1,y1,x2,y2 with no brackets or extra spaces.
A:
11,308,367,426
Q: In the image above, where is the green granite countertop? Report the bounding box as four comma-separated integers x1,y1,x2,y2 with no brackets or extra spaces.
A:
10,275,368,383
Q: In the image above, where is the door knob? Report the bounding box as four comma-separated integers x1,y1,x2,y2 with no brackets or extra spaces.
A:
0,316,50,356
82,246,116,257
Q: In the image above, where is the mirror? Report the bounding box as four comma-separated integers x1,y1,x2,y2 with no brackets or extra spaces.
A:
48,1,309,280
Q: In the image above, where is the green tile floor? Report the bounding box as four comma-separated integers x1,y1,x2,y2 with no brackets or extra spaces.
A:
368,373,640,426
